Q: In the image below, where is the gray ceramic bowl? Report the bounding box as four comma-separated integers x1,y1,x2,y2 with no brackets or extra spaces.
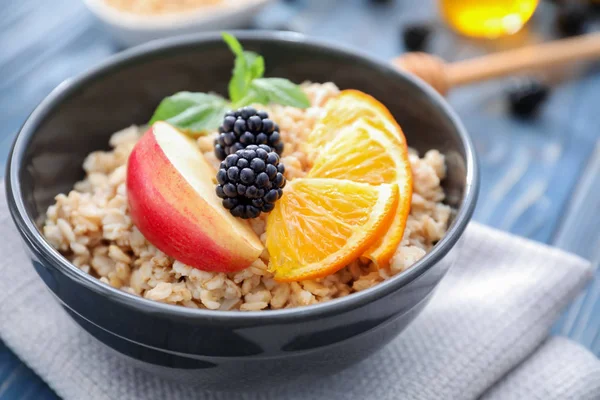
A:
6,31,478,390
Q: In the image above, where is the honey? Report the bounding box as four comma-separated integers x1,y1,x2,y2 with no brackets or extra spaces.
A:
440,0,539,38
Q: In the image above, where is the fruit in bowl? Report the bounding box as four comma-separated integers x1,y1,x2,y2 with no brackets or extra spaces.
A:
39,33,456,305
114,34,425,289
7,32,477,389
126,121,264,273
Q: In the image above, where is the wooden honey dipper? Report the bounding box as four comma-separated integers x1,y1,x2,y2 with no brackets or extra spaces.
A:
393,32,600,95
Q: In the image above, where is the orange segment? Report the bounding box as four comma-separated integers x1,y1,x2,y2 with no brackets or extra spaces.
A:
266,179,399,282
308,118,412,266
307,89,407,151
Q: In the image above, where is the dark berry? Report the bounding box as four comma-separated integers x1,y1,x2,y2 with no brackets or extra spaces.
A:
247,116,262,131
215,145,287,219
241,107,256,119
227,167,239,181
267,152,279,165
216,169,227,185
237,158,249,169
256,172,270,188
222,115,236,131
589,0,600,13
223,132,235,146
402,24,432,52
247,206,261,219
273,173,285,188
252,199,265,208
265,189,278,203
223,198,237,209
215,107,284,160
225,154,238,168
270,131,280,143
240,168,255,184
256,133,268,144
556,5,587,37
262,119,274,133
214,107,285,161
246,186,259,198
231,205,244,218
233,119,246,135
230,143,244,154
223,183,237,198
507,78,550,119
274,143,284,154
242,149,256,160
240,132,255,145
256,147,269,160
214,145,226,161
266,164,278,179
250,158,266,172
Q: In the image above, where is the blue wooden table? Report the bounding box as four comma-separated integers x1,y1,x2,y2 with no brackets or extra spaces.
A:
1,0,599,398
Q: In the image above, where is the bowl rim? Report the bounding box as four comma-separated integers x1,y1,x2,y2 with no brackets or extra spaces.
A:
6,30,479,323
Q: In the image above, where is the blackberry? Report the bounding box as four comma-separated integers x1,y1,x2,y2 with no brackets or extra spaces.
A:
402,24,432,52
215,144,286,219
589,0,600,12
507,78,550,119
555,5,587,37
214,107,284,161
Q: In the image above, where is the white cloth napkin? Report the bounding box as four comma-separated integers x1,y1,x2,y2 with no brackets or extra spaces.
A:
0,188,599,400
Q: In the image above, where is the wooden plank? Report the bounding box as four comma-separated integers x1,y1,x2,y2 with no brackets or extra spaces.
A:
0,1,598,399
551,141,600,354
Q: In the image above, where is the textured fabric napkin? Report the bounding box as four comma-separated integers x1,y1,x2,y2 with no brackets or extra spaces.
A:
0,188,599,400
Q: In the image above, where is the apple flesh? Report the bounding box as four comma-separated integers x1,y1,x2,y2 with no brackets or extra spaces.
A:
126,122,264,273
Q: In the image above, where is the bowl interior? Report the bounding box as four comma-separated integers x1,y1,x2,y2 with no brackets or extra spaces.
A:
16,34,469,229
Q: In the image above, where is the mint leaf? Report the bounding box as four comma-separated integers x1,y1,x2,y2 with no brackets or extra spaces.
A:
222,32,265,103
228,55,250,103
166,103,230,135
233,87,269,108
222,32,243,57
249,54,265,80
222,33,264,79
149,92,226,124
149,92,229,135
250,78,310,108
148,34,310,138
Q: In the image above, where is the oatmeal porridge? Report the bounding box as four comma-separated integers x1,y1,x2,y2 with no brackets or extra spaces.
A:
42,82,451,311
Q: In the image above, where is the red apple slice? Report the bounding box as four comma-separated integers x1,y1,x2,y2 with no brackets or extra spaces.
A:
127,121,264,273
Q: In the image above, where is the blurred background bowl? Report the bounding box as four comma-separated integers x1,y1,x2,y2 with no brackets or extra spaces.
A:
83,0,276,47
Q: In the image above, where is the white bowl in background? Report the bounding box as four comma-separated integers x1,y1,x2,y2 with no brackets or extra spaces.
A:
84,0,276,47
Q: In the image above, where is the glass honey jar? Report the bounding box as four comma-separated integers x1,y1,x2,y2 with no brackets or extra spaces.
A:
440,0,539,38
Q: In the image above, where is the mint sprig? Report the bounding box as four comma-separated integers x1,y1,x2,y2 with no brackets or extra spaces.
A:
149,92,229,135
250,78,310,109
222,32,265,104
148,33,310,136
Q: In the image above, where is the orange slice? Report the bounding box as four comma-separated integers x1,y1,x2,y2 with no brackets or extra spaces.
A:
266,178,399,282
307,89,407,151
308,118,412,266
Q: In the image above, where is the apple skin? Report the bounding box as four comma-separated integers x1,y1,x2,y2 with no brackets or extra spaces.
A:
126,122,264,273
